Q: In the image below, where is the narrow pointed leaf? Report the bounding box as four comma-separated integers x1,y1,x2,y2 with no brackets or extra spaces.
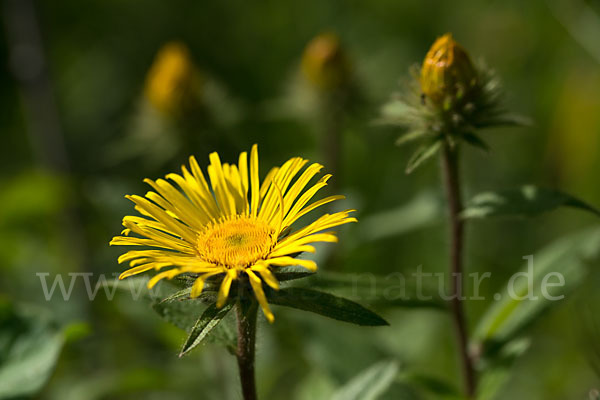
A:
331,360,399,400
405,140,442,174
179,302,234,357
474,227,600,356
474,113,532,128
395,130,428,146
160,287,192,303
405,373,462,400
273,268,315,282
265,287,388,326
461,185,600,219
462,132,490,152
477,338,530,400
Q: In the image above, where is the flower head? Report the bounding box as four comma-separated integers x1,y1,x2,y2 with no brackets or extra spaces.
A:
110,145,356,322
301,32,349,91
145,41,201,115
420,33,477,106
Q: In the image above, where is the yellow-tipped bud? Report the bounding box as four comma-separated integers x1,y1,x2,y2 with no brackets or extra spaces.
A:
301,32,349,91
145,41,201,115
420,33,477,105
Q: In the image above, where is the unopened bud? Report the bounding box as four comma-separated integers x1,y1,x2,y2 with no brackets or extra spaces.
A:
145,42,200,115
301,33,349,91
420,33,477,106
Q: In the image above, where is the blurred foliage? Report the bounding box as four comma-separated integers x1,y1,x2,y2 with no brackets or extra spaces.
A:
1,0,600,399
0,300,64,399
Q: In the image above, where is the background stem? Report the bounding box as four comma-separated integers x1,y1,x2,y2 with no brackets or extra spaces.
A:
440,142,476,398
236,299,258,400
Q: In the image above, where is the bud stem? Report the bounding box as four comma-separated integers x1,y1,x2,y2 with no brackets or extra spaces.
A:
440,142,476,398
236,296,258,400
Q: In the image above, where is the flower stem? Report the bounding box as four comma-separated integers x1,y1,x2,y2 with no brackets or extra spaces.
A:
440,142,476,398
236,299,258,400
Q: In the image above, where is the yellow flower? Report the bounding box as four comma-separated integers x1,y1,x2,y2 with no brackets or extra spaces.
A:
301,32,349,90
420,33,477,105
110,145,356,322
145,41,200,115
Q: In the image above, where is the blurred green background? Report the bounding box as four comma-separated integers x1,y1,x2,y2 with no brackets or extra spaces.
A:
1,0,600,399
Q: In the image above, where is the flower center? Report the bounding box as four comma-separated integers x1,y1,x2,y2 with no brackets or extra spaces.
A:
198,216,275,268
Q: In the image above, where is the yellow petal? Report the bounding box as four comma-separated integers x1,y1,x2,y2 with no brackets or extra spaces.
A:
250,144,260,217
216,269,237,308
246,270,274,323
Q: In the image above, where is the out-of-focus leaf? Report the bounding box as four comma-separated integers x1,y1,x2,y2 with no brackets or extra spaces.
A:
476,338,530,400
406,140,442,174
179,302,234,357
265,287,389,326
379,98,414,124
0,301,64,399
395,130,428,146
462,132,490,152
461,186,600,219
55,368,166,400
472,113,532,129
0,171,68,227
402,372,462,400
359,190,442,242
296,370,337,400
331,360,399,400
296,271,446,310
547,0,600,65
474,227,600,355
63,322,92,344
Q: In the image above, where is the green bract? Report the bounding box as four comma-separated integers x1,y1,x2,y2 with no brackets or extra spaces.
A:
380,61,527,174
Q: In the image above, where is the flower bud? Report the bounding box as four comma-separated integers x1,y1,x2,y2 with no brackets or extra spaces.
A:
301,32,349,91
420,33,477,106
145,42,201,115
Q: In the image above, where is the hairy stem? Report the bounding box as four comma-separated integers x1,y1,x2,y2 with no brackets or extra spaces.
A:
440,142,476,398
236,299,258,400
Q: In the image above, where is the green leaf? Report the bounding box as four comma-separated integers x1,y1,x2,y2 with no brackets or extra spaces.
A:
152,297,208,331
395,130,428,146
473,113,532,129
265,287,389,326
406,373,462,400
477,338,530,400
0,171,68,228
331,360,399,400
461,132,490,152
273,268,315,282
378,99,414,125
405,140,442,174
158,286,218,304
461,185,600,219
0,301,64,399
179,302,234,357
296,370,337,400
159,287,193,303
296,271,446,310
358,190,442,242
474,227,600,355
